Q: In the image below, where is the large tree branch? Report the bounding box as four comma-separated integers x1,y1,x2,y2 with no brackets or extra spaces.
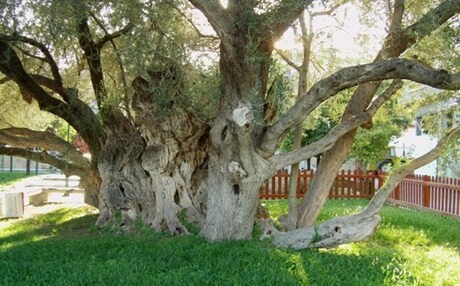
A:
293,0,446,228
188,0,234,36
76,15,106,107
261,126,460,250
270,80,404,170
264,0,314,39
380,0,460,59
90,11,133,121
0,146,87,177
0,37,77,103
0,128,91,169
0,40,65,107
259,58,459,155
0,34,64,94
0,41,104,156
260,0,460,157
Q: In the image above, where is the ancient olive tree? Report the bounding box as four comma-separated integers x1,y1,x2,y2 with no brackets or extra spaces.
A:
0,0,211,234
1,0,460,247
190,0,460,245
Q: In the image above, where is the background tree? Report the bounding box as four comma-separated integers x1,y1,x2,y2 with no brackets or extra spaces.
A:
348,94,412,170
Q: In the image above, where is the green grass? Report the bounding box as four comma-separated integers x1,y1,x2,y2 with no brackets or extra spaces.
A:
0,172,31,187
0,200,459,286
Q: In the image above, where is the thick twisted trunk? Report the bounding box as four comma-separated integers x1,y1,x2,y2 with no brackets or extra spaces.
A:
199,34,275,240
95,69,209,233
200,113,272,241
95,123,208,233
78,168,101,207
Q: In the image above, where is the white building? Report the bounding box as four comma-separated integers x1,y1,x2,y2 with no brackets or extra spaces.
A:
390,86,460,177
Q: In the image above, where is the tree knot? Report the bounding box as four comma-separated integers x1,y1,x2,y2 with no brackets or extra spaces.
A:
232,105,252,129
228,161,247,180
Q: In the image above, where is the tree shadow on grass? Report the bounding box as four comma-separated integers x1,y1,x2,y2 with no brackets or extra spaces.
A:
2,205,456,286
0,214,401,286
0,207,98,247
0,233,394,286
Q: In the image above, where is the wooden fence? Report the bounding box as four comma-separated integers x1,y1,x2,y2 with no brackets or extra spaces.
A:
259,170,460,218
387,174,460,218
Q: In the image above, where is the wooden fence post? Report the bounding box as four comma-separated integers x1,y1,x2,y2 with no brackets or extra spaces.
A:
394,183,400,201
423,175,431,208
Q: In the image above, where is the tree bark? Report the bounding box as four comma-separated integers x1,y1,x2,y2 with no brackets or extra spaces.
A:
200,110,273,241
96,73,209,234
285,12,312,231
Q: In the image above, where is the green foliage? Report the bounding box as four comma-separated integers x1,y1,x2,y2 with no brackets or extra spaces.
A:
280,106,335,152
183,66,221,122
437,141,460,178
0,84,55,130
348,95,412,168
349,122,401,167
1,201,459,285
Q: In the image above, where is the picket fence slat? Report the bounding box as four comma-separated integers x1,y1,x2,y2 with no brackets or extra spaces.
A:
259,170,460,218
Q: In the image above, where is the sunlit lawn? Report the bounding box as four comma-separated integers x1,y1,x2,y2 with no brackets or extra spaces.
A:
0,172,31,187
0,199,459,285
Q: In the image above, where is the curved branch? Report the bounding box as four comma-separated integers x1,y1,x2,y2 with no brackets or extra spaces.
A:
0,146,87,177
271,113,372,170
0,128,91,169
0,40,65,107
261,126,460,250
270,80,404,170
260,58,459,155
380,0,460,58
188,0,234,36
0,41,104,156
260,0,460,157
363,126,460,217
0,34,64,93
28,74,63,94
95,22,134,49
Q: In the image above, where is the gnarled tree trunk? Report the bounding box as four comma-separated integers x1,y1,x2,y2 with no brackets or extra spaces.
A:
95,71,209,234
200,111,272,241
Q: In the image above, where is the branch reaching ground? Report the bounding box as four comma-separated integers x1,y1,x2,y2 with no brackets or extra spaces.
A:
261,127,460,249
